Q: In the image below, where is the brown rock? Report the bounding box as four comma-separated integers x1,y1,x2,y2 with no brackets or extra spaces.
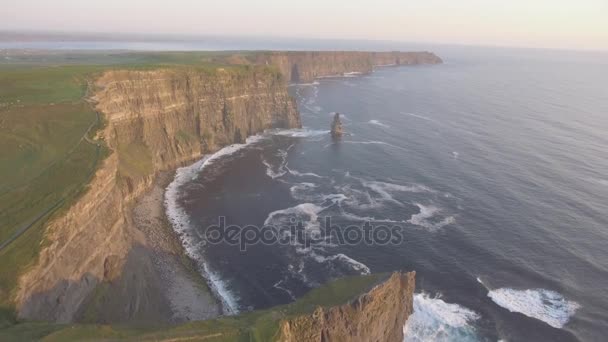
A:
278,272,416,342
331,112,344,138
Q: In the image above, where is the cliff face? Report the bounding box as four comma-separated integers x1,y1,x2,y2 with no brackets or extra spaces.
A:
279,272,416,342
15,66,300,322
251,51,442,83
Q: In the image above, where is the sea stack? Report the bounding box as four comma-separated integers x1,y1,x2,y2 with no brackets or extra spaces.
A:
331,112,343,138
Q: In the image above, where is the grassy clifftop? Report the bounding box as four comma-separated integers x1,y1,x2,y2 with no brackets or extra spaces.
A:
0,273,389,341
0,52,281,327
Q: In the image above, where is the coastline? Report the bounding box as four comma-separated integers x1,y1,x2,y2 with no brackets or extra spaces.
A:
130,171,221,322
75,171,221,323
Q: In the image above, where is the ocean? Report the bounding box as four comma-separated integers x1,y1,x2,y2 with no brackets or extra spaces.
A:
163,47,608,341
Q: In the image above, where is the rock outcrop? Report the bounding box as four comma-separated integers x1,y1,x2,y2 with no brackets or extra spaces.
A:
250,51,442,83
279,272,416,342
15,65,300,322
331,112,343,138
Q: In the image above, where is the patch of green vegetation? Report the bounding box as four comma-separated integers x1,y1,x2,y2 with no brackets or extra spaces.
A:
176,129,197,145
0,273,388,341
0,64,104,324
116,141,153,180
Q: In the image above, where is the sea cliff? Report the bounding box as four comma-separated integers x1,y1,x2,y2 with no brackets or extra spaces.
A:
15,65,300,322
249,51,442,82
13,51,438,328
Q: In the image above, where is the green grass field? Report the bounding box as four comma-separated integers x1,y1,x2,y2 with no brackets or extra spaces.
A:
0,63,106,326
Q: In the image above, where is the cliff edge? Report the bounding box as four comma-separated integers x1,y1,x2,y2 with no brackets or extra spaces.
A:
278,272,416,342
15,65,300,322
2,272,415,341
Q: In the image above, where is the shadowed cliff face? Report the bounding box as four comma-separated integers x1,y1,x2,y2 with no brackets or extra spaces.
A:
279,272,416,342
15,66,300,322
251,51,443,83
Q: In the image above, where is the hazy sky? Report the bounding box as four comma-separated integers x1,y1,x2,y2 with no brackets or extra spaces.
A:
2,0,607,50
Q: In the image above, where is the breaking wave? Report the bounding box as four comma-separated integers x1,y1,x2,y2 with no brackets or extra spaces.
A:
369,119,390,128
270,128,330,138
403,293,481,342
477,278,580,329
408,203,455,231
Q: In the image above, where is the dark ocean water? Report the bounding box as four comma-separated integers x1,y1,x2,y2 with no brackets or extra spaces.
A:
165,48,608,341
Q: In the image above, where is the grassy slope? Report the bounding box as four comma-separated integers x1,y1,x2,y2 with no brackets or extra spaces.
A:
0,273,388,341
0,51,280,327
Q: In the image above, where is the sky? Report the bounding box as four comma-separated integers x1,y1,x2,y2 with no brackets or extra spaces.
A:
1,0,607,51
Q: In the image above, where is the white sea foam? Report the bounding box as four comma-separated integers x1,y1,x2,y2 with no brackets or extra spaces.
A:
273,279,296,300
289,81,320,87
264,202,324,233
403,293,481,342
270,128,330,138
261,148,289,179
289,182,321,202
369,119,390,128
401,112,438,123
452,151,460,159
408,203,455,230
339,210,405,224
484,285,580,329
286,166,325,179
306,250,371,275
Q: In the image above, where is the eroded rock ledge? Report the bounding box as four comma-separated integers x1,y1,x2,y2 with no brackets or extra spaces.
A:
279,272,416,342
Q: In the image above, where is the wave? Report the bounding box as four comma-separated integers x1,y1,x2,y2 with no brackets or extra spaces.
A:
270,128,330,138
261,148,289,179
264,202,325,233
403,293,481,342
368,119,390,128
286,166,325,179
289,81,320,87
289,182,322,202
300,248,371,275
477,278,580,329
339,210,406,224
401,112,438,123
408,203,455,231
362,180,433,203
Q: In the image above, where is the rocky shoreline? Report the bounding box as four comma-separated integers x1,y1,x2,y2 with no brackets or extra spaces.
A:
72,171,221,323
130,171,221,322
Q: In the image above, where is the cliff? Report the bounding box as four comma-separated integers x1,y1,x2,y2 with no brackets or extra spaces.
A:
278,272,416,342
249,51,442,82
15,65,300,322
12,50,436,326
2,272,415,341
